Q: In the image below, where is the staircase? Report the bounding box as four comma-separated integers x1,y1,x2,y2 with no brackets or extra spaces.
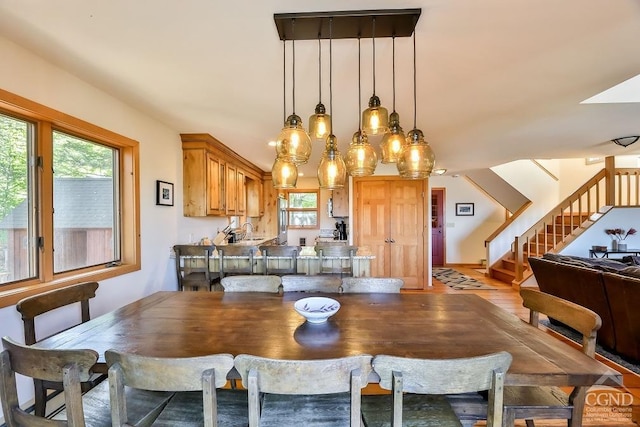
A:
489,165,640,288
490,212,596,285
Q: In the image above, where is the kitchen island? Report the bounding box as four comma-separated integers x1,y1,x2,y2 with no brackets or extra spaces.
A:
174,241,374,277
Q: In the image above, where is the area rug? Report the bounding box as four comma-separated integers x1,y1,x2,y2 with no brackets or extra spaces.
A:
541,319,640,375
432,268,496,290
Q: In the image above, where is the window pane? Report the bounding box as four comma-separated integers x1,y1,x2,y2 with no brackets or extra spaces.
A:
0,114,36,284
53,131,118,273
289,211,318,227
288,192,317,208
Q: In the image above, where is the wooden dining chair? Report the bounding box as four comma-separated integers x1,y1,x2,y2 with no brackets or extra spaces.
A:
234,354,372,427
340,277,404,293
315,244,357,277
15,281,106,417
220,275,282,293
361,351,512,427
259,245,301,275
501,288,602,427
0,336,102,427
173,244,217,291
106,349,248,427
280,275,342,293
218,245,257,276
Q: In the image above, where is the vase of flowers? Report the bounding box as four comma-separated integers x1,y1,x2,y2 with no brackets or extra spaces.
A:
605,228,637,251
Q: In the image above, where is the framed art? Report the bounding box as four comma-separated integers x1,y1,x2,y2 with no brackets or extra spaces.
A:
455,202,474,216
156,180,174,206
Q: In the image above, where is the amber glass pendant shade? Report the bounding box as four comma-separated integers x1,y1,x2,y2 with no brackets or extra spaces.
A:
346,130,377,176
309,103,331,140
317,134,346,189
397,129,435,179
362,96,389,136
272,155,298,189
275,113,312,165
380,112,406,163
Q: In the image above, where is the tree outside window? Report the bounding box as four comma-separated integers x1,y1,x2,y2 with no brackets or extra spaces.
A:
287,191,319,229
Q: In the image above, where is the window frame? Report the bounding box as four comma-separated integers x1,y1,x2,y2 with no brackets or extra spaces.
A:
0,88,141,308
286,190,320,230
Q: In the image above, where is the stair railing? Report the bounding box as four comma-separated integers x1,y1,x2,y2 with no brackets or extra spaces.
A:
512,167,640,282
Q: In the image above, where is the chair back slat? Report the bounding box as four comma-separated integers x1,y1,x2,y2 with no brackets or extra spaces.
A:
105,350,234,391
340,277,403,293
234,354,372,395
16,282,99,344
1,336,98,427
520,288,601,357
281,275,342,293
220,275,282,293
373,351,512,395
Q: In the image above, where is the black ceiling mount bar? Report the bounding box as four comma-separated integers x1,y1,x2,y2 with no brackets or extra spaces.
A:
274,9,421,41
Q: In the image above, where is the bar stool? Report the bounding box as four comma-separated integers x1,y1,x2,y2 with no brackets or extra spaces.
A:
259,245,301,276
218,245,257,277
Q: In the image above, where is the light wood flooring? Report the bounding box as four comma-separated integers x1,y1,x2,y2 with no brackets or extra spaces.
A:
419,266,639,426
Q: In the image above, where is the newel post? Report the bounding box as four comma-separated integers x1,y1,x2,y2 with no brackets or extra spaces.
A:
604,156,615,206
514,236,523,282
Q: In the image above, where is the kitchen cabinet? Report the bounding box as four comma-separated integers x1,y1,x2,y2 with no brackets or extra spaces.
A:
331,186,349,217
206,153,226,215
246,178,264,217
353,177,427,289
181,133,264,217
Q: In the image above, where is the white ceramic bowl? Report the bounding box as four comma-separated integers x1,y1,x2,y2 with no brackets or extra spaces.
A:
294,297,340,324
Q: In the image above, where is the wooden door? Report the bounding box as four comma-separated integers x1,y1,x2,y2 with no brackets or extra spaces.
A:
354,177,427,289
354,180,389,278
431,188,445,266
389,180,425,288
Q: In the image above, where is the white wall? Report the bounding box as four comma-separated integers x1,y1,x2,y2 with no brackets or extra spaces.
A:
560,207,640,257
429,175,504,264
0,35,193,407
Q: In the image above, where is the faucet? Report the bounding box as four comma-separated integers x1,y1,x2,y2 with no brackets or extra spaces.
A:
241,222,253,240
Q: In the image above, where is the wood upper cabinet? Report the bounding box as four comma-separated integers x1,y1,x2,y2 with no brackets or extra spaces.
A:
246,178,263,217
237,169,246,215
206,153,225,215
181,133,264,217
353,177,426,289
332,186,349,217
226,163,238,215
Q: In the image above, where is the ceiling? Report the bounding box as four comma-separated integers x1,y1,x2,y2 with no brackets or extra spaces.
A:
1,0,640,177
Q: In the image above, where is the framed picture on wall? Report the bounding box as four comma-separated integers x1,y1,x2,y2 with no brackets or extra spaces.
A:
455,202,474,216
156,180,174,206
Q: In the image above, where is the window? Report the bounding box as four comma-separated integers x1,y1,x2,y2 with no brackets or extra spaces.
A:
0,88,140,307
287,191,319,229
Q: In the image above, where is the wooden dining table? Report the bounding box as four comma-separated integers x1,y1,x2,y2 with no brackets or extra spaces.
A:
34,290,621,390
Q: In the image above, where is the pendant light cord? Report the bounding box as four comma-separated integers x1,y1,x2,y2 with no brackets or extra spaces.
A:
282,40,286,122
392,35,396,113
358,36,362,130
413,30,417,129
292,19,296,115
372,17,376,96
329,18,333,134
317,37,322,104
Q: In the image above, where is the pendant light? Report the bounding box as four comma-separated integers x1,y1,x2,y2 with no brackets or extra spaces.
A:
275,19,312,165
318,18,346,189
362,17,389,136
309,37,331,141
272,40,299,189
346,37,377,177
380,35,406,164
397,29,435,179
